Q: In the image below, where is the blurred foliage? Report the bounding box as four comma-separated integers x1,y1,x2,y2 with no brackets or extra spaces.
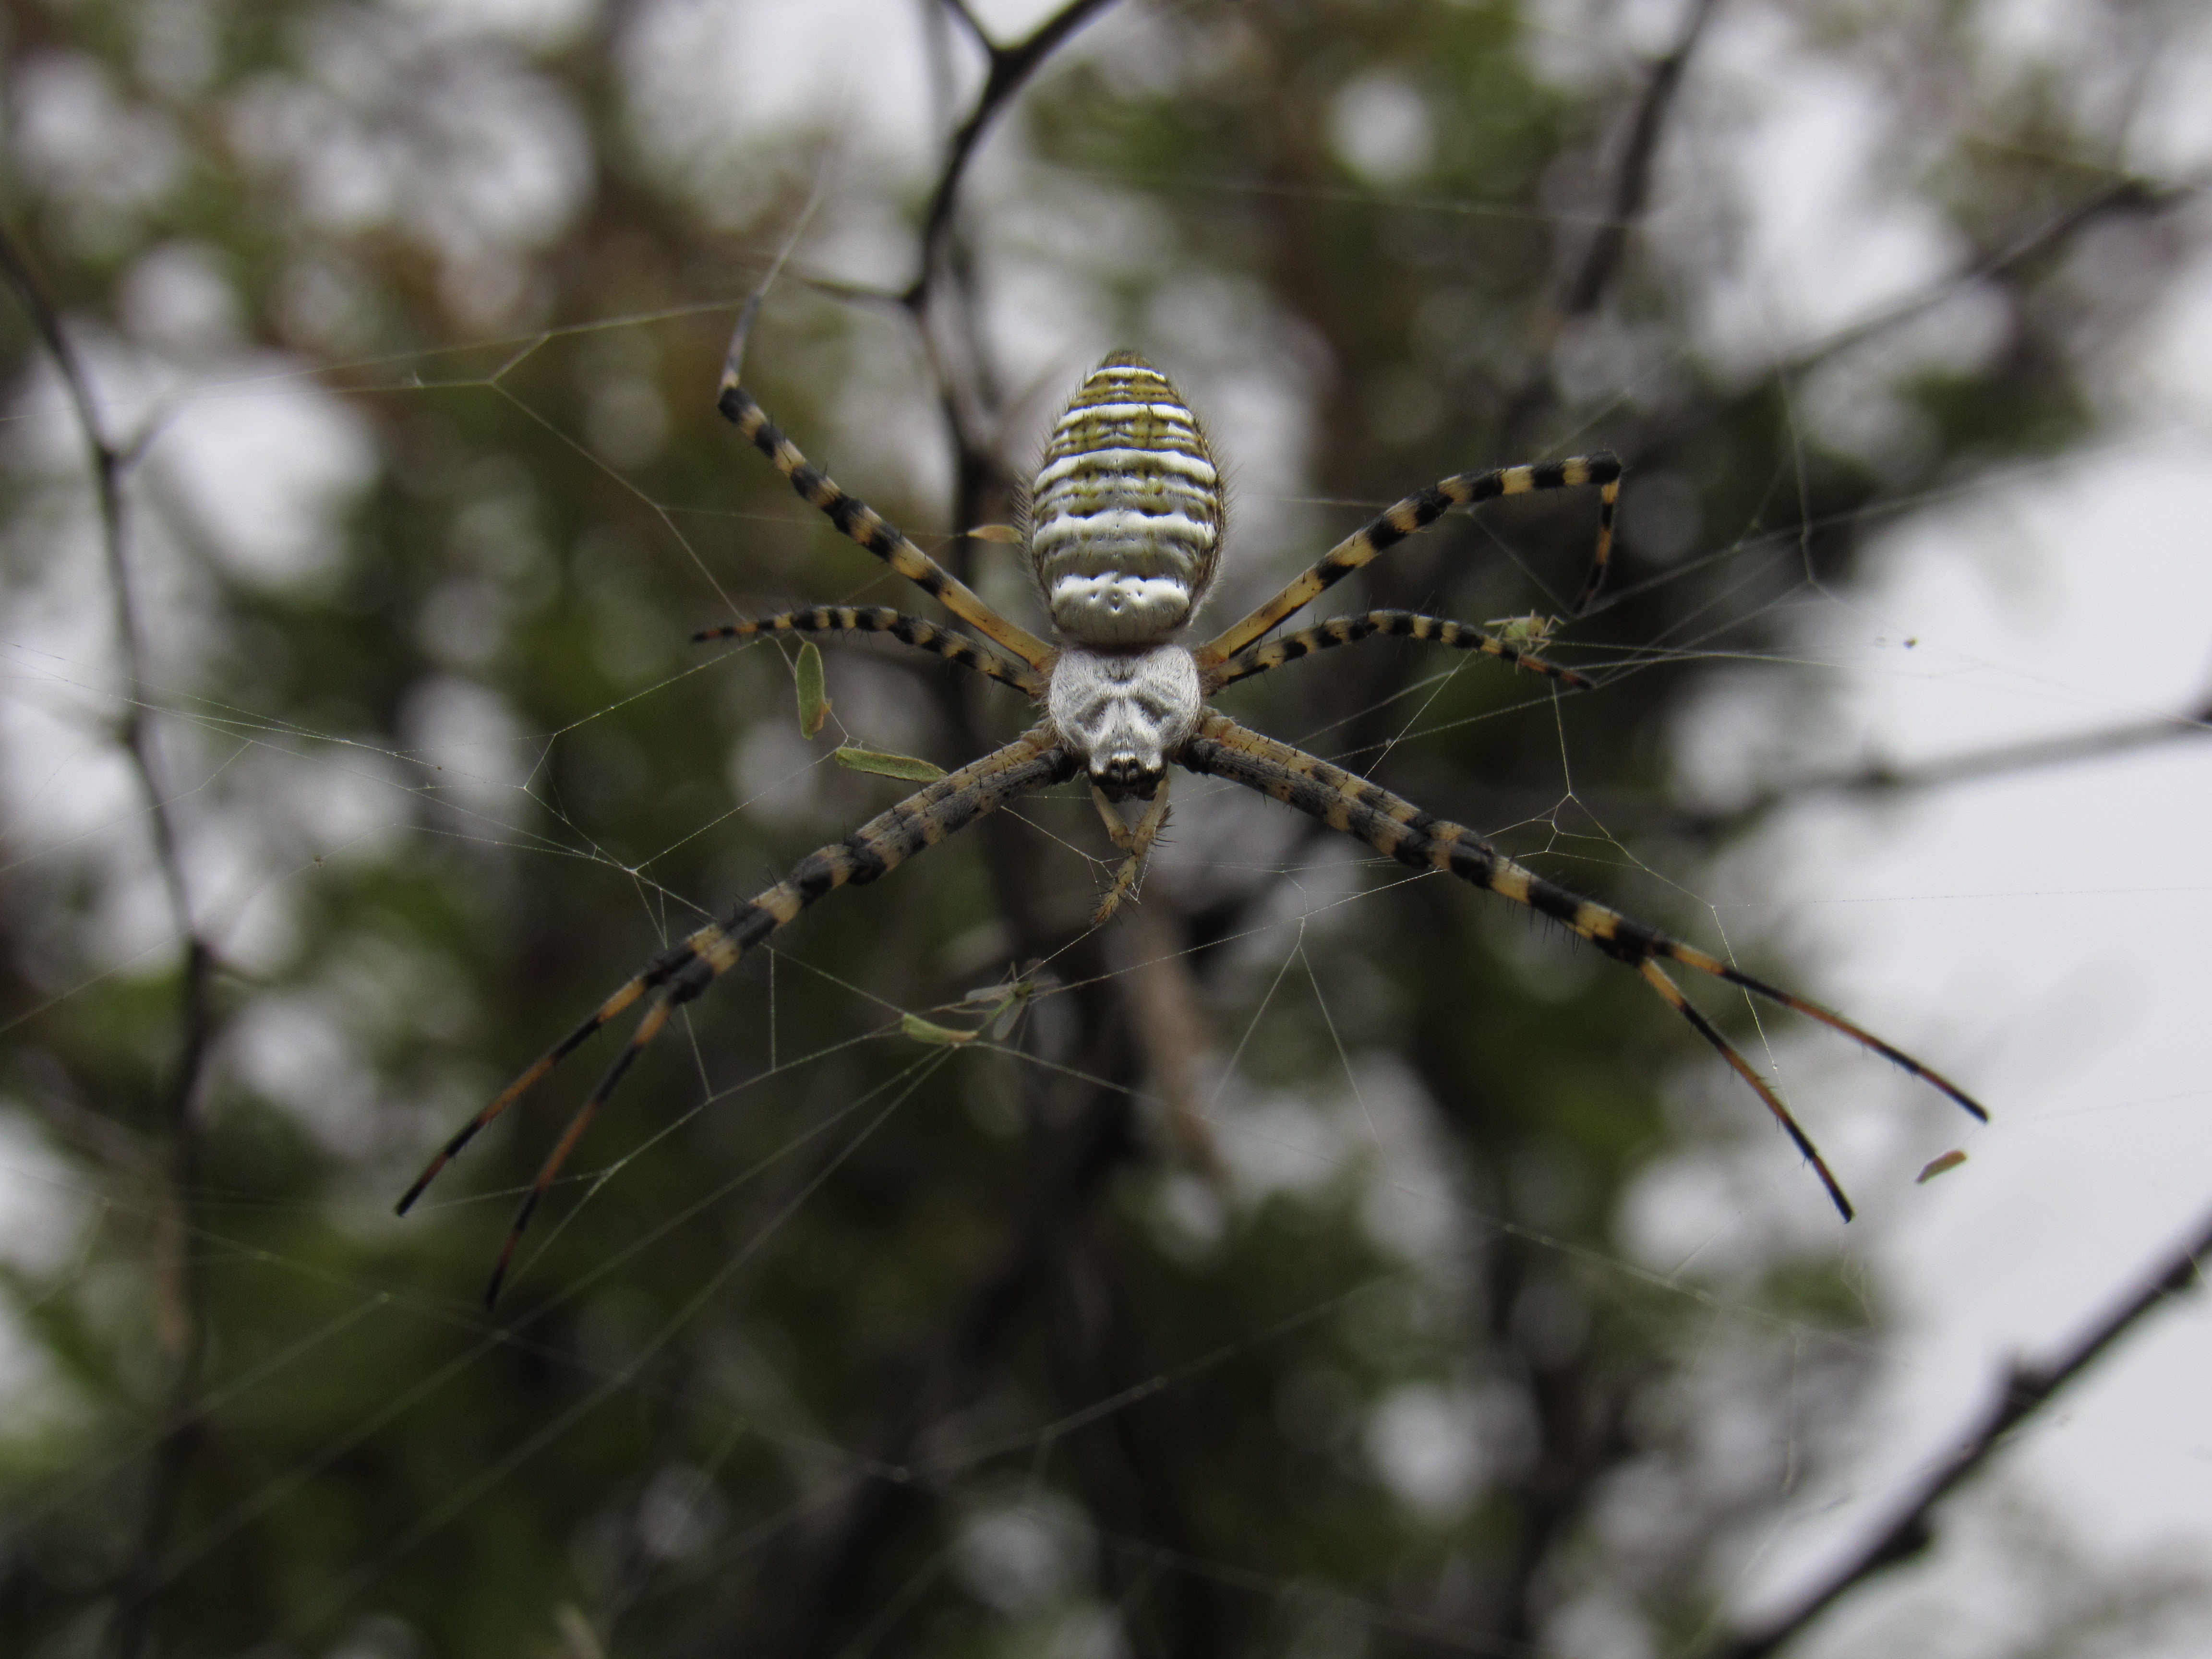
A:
0,0,2199,1656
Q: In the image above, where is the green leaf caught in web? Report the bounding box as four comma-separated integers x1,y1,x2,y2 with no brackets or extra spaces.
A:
900,1011,976,1046
833,746,945,782
898,979,1036,1048
793,640,830,737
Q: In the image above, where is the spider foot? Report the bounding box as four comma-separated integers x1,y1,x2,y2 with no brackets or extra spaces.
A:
1089,779,1172,925
1091,851,1149,925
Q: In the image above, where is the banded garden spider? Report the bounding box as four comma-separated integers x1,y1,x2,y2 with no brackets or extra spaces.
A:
399,332,1987,1304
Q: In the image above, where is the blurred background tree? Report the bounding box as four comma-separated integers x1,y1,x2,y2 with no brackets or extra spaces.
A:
2,1,2208,1657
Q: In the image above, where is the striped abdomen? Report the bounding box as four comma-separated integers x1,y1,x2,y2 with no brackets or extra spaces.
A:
1029,352,1222,647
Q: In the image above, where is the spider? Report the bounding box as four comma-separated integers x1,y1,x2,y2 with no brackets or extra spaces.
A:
399,332,1987,1304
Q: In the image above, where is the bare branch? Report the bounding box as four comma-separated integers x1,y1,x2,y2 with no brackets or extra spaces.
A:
1676,693,2212,840
1778,173,2184,381
0,219,218,1659
1561,0,1722,319
1699,1201,2212,1659
902,0,1119,310
1498,0,1719,447
935,0,994,57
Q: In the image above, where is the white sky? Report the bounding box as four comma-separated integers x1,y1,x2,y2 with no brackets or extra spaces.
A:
1666,3,2212,1647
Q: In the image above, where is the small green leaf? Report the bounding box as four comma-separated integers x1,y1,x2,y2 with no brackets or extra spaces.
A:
1915,1149,1968,1184
833,746,945,782
794,640,830,738
901,1011,975,1046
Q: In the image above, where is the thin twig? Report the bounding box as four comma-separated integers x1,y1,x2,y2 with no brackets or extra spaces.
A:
935,0,993,57
902,0,1119,309
1674,692,2212,840
1699,1201,2212,1659
0,220,218,1659
1776,174,2181,383
1561,0,1722,319
1493,0,1719,452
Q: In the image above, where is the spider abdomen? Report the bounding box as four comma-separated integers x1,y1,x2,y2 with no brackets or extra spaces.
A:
1029,352,1222,647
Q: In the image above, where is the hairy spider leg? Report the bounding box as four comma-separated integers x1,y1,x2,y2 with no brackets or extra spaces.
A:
1088,776,1172,925
716,339,1053,673
1178,714,1986,1215
397,730,1077,1305
395,942,701,1216
1205,610,1596,694
693,606,1046,695
1198,454,1622,666
481,733,1075,1304
1632,957,1849,1213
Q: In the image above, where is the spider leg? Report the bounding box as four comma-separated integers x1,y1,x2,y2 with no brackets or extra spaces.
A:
394,943,692,1215
1636,958,1851,1218
1178,714,1984,1209
1197,455,1621,666
693,605,1045,696
716,329,1054,673
1089,777,1172,925
397,727,1078,1303
1204,610,1595,694
485,994,676,1306
1090,784,1140,851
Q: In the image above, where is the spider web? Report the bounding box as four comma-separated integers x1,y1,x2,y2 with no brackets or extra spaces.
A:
4,3,2212,1658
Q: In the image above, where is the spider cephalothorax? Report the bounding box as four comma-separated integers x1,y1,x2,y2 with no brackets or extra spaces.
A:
1046,639,1200,802
400,337,1988,1305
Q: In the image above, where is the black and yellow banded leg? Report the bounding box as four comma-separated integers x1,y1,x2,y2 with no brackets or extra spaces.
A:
394,934,702,1220
1176,713,1984,1215
398,728,1078,1305
1198,454,1622,666
715,331,1053,674
1204,610,1595,695
1633,957,1850,1216
693,606,1046,697
1089,777,1172,925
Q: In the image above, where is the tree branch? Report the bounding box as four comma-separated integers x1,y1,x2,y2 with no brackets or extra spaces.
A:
0,220,218,1659
1699,1200,2212,1659
934,0,994,57
1776,173,2183,383
1494,0,1719,452
902,0,1119,310
1671,689,2212,841
1561,0,1722,319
